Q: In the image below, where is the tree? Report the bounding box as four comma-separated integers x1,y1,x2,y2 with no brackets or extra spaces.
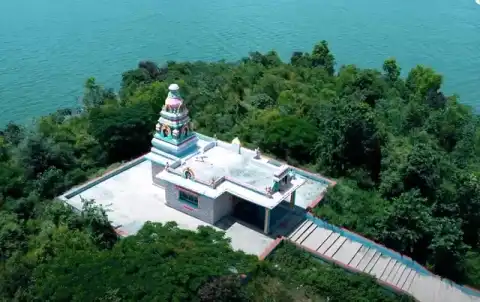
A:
198,275,249,302
242,110,317,164
454,172,480,246
31,223,257,302
1,122,25,146
0,212,25,260
406,65,443,106
428,217,468,279
290,51,312,68
379,190,433,258
382,58,401,82
379,135,444,200
311,40,336,75
248,93,275,110
79,198,118,249
314,99,381,180
16,133,75,179
88,102,155,163
83,77,108,109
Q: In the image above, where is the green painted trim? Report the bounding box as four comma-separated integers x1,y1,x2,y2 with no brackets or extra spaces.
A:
154,132,196,145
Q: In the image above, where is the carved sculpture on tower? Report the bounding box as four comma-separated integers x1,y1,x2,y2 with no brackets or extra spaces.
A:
150,83,198,157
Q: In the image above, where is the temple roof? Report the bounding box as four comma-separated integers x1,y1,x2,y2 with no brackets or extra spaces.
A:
155,140,306,209
165,83,183,107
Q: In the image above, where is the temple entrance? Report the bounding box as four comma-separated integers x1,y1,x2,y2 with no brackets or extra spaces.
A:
231,196,294,235
231,196,265,232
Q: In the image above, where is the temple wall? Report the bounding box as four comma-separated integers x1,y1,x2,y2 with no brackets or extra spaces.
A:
151,162,165,186
165,183,215,224
213,192,234,223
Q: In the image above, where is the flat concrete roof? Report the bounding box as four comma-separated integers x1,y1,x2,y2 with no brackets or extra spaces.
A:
158,169,305,209
172,145,280,190
295,173,329,208
59,159,273,256
157,141,307,209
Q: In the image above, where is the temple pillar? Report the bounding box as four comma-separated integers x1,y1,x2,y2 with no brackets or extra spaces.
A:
264,208,271,234
290,190,296,209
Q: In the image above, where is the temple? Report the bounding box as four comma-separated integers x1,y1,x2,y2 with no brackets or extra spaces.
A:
145,84,305,234
59,81,330,258
60,82,331,254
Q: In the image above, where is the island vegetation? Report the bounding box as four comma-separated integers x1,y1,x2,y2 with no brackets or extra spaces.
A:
0,40,478,300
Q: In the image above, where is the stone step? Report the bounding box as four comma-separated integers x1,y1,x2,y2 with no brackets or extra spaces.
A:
287,220,305,239
332,239,362,264
356,248,377,271
295,223,317,244
290,220,312,242
318,232,341,254
302,227,332,251
288,220,308,240
431,277,450,302
324,236,347,258
384,261,401,284
402,270,417,292
380,259,398,282
409,274,444,302
364,251,381,273
397,268,412,289
434,278,474,302
391,264,407,286
370,254,391,278
349,245,369,267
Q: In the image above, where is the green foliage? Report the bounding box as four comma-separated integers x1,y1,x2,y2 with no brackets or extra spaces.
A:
261,243,413,302
32,222,257,302
0,40,479,300
88,102,156,163
198,275,250,302
383,58,401,83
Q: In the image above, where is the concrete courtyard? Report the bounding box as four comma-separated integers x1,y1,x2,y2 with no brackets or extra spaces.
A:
60,155,331,256
60,159,275,256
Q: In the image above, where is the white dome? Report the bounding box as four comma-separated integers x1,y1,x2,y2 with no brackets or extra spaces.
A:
168,83,180,91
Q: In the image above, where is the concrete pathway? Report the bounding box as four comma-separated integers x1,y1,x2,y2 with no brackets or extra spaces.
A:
288,219,480,302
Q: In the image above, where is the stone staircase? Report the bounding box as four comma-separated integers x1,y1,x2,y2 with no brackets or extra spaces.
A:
288,219,480,302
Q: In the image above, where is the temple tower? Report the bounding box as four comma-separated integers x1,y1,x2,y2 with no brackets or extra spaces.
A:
151,83,198,157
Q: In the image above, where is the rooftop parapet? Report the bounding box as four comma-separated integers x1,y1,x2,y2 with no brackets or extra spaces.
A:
157,137,306,201
273,164,290,181
165,162,276,198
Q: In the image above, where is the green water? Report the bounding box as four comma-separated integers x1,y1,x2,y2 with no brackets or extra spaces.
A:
0,0,479,124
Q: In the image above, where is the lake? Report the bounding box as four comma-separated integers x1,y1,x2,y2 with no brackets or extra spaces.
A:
0,0,479,125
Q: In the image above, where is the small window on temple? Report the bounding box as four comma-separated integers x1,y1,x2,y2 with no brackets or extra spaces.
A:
179,190,198,207
283,176,288,184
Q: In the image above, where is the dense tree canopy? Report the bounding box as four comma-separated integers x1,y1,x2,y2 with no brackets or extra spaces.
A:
0,40,479,300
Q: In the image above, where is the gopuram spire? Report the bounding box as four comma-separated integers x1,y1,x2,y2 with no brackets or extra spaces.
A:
150,83,198,157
